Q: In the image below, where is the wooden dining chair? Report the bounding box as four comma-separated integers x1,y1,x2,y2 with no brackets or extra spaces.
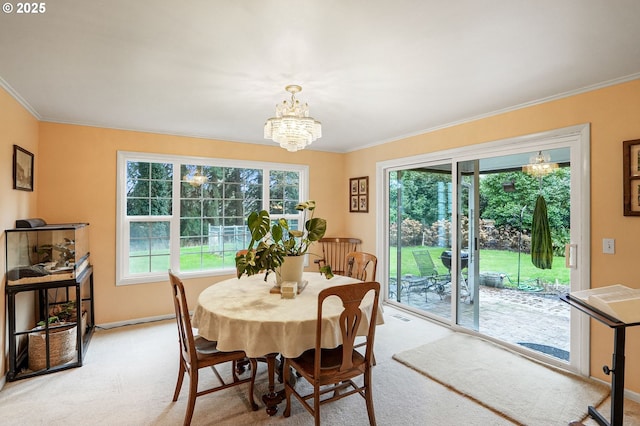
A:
314,237,362,275
283,281,381,426
345,251,377,281
168,270,258,425
345,251,379,364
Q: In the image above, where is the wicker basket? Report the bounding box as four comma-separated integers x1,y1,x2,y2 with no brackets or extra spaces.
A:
28,322,77,371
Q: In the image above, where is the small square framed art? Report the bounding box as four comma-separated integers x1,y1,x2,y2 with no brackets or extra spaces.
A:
349,176,368,213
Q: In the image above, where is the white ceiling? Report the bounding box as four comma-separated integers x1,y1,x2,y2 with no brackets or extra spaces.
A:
1,1,640,153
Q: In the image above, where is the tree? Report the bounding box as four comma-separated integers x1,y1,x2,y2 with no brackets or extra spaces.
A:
480,168,571,254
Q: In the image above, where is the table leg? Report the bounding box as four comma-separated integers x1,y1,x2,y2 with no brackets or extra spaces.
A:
261,353,285,416
587,326,626,426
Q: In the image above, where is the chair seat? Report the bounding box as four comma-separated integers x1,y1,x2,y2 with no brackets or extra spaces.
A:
194,336,246,361
293,346,366,373
193,336,219,354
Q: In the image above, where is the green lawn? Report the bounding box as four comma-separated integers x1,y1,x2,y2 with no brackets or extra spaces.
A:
389,246,569,286
131,244,570,286
129,247,238,273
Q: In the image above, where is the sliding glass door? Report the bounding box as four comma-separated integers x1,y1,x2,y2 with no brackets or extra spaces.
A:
455,151,572,363
380,125,590,373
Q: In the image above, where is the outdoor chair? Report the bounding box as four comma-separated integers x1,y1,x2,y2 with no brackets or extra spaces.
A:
314,237,361,276
168,270,258,425
283,281,380,426
410,250,451,301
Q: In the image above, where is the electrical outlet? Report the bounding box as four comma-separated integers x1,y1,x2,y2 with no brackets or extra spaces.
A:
603,238,615,254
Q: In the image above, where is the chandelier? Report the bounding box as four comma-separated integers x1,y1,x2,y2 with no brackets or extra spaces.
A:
522,151,558,177
264,85,322,152
184,167,208,187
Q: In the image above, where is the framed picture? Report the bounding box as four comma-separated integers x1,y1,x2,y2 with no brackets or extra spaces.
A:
13,145,34,192
623,139,640,216
350,178,359,195
349,176,368,212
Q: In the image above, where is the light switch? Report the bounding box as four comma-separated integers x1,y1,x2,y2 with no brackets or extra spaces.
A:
603,238,615,254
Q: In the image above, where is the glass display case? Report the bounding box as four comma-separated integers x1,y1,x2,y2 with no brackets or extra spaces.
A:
5,223,90,285
4,222,94,380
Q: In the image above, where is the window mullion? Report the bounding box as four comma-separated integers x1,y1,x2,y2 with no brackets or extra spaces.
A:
170,161,181,272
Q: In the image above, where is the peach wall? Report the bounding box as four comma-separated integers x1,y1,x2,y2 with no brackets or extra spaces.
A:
344,78,640,392
0,88,39,378
36,124,347,324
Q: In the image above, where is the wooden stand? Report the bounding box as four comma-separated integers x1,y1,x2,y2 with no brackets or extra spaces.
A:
560,293,640,426
6,266,95,381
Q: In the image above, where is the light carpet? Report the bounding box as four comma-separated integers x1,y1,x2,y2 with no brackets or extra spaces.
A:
0,312,518,426
393,333,610,426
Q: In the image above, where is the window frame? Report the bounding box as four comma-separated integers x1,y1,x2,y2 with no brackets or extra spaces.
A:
116,151,309,285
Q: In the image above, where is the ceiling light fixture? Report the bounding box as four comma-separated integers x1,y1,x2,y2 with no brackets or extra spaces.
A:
264,85,322,152
522,151,558,177
184,167,208,187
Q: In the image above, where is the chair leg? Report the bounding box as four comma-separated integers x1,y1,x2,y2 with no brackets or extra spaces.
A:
231,360,239,382
249,358,259,411
314,384,321,426
173,359,186,401
283,361,292,418
364,369,377,426
184,370,198,426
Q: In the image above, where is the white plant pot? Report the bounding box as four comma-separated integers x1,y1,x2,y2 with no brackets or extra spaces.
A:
276,255,305,285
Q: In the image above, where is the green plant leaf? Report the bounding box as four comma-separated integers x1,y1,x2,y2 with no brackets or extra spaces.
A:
236,200,329,279
306,217,327,241
271,223,283,243
319,265,334,279
247,210,271,242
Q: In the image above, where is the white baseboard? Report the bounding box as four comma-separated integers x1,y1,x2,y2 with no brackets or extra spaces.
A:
96,313,175,330
628,388,640,403
591,376,640,404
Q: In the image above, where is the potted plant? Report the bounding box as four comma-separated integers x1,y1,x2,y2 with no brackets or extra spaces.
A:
236,200,333,282
29,300,80,371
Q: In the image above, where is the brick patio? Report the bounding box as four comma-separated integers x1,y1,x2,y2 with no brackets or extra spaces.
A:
387,283,571,360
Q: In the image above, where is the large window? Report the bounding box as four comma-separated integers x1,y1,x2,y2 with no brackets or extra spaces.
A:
116,152,308,285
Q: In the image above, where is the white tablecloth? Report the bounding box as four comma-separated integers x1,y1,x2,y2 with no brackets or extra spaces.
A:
192,272,383,358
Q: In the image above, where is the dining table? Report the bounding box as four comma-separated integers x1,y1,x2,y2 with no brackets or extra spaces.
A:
191,271,383,416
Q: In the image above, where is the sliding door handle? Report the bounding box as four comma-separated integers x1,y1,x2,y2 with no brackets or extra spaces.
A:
565,244,577,269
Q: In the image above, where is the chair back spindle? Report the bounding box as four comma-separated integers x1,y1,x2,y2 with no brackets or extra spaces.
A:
315,237,362,275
